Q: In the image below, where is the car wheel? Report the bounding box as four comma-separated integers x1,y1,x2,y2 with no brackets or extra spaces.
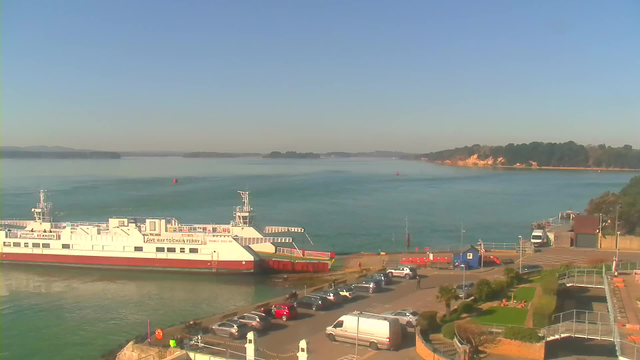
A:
387,272,393,278
405,274,411,280
328,334,336,342
369,341,378,350
281,315,288,322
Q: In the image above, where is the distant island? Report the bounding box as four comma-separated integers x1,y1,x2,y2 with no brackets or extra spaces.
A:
263,151,321,159
1,146,120,159
412,142,640,170
183,152,261,158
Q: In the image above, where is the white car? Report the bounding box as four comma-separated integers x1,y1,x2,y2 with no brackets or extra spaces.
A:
382,309,419,327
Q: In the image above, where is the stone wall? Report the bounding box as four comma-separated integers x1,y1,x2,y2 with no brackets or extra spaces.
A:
116,341,182,360
483,338,544,360
600,235,640,250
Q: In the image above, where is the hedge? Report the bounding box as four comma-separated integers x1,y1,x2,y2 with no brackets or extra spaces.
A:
539,272,559,296
503,326,541,343
458,301,474,314
442,322,456,340
417,310,440,334
532,294,557,328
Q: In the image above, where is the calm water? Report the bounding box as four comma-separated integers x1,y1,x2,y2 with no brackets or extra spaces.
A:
0,157,635,360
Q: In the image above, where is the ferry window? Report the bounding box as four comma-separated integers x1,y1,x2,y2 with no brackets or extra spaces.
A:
62,244,71,249
42,243,51,248
118,220,125,226
134,246,143,252
149,222,157,232
156,247,165,252
33,243,41,248
180,248,185,253
189,248,198,254
3,242,10,246
24,243,29,247
12,242,20,247
167,247,176,253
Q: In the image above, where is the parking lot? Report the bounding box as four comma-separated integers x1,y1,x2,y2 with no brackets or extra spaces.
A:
196,270,489,360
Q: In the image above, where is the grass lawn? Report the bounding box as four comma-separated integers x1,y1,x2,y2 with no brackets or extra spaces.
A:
514,286,537,302
473,307,528,326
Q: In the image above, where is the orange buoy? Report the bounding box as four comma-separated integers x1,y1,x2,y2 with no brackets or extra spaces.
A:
173,178,178,184
155,328,164,340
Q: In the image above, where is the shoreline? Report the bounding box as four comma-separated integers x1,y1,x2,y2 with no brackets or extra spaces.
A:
423,161,640,172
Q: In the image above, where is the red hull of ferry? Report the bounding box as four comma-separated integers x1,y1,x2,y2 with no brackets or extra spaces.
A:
0,252,255,273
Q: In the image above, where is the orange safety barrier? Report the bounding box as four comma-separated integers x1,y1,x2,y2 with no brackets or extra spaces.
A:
629,335,640,342
615,283,626,288
614,278,625,283
626,324,640,330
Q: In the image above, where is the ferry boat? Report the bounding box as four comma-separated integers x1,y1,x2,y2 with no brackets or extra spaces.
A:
0,190,317,273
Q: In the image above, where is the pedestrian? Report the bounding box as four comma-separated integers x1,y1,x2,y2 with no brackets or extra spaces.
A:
357,261,361,271
416,275,421,290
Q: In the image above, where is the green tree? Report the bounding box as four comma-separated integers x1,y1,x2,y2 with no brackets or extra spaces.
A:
436,284,460,317
503,267,521,287
474,279,494,301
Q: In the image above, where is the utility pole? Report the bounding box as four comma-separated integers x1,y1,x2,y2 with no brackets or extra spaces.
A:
355,313,360,358
518,236,523,274
615,206,620,261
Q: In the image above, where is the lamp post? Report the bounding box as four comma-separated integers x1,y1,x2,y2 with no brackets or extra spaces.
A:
355,313,360,358
518,236,523,274
460,224,465,294
615,205,620,261
461,264,466,301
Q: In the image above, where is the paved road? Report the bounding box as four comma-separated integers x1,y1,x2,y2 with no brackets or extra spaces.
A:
194,247,640,360
198,269,499,360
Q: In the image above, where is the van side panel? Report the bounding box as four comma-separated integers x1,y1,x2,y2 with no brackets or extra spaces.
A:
327,314,399,350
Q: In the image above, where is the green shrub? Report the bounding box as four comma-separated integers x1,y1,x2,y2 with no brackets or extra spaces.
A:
503,326,541,343
440,311,462,325
417,310,440,334
532,294,557,328
475,279,494,302
458,301,474,314
491,279,508,298
441,322,456,340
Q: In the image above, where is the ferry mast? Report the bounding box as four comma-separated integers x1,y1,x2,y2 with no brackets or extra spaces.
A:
234,191,254,227
31,190,53,223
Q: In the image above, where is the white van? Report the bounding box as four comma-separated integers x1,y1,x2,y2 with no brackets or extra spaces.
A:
530,229,548,247
326,311,402,350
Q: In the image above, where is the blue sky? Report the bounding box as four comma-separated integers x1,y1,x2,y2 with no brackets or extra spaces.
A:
2,1,639,152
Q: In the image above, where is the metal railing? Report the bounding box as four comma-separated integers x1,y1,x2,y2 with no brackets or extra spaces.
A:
552,309,610,324
558,268,604,288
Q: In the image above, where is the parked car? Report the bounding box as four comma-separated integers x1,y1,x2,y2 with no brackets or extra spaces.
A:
336,285,355,299
210,320,250,339
386,266,418,279
364,278,384,288
314,289,344,303
294,295,331,311
326,311,402,350
456,281,475,298
351,279,382,294
520,264,543,275
259,303,298,321
234,312,272,331
382,309,419,328
372,272,392,285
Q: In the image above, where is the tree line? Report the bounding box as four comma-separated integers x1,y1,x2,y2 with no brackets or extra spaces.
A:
585,175,640,236
415,142,640,169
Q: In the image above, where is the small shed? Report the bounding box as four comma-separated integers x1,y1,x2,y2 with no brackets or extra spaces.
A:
453,245,481,269
573,215,600,249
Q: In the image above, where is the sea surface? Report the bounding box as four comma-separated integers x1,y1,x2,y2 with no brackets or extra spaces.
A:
0,157,635,360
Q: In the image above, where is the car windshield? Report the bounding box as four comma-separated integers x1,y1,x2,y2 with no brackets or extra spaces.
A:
532,235,543,240
237,323,249,329
409,311,419,316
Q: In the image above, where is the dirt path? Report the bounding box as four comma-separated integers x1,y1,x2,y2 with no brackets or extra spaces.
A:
525,283,541,328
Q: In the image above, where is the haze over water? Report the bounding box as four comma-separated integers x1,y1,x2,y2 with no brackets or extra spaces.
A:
0,157,635,360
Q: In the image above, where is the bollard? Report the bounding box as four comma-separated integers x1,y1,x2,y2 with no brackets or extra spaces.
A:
297,339,308,360
246,331,256,360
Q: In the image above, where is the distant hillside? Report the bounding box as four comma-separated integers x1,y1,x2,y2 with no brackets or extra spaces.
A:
414,142,640,169
264,151,321,159
324,151,412,158
183,152,261,158
1,150,121,159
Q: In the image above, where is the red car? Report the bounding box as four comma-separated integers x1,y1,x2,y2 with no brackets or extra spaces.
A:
259,303,298,321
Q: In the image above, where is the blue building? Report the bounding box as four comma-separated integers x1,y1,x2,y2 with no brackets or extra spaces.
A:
453,245,481,269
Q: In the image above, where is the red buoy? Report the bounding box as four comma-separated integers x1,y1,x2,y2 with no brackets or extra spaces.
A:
396,172,399,176
173,178,178,184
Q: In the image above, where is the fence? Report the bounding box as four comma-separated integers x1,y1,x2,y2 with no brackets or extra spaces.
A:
558,268,604,288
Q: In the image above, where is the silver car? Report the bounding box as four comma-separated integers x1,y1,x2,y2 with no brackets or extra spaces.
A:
234,312,271,331
456,282,475,298
210,320,250,339
383,309,419,328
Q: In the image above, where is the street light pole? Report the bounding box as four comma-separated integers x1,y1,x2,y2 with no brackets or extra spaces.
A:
355,313,360,358
462,264,466,301
615,206,620,261
518,236,523,273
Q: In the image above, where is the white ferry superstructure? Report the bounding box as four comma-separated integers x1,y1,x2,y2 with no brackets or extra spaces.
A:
0,190,305,273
